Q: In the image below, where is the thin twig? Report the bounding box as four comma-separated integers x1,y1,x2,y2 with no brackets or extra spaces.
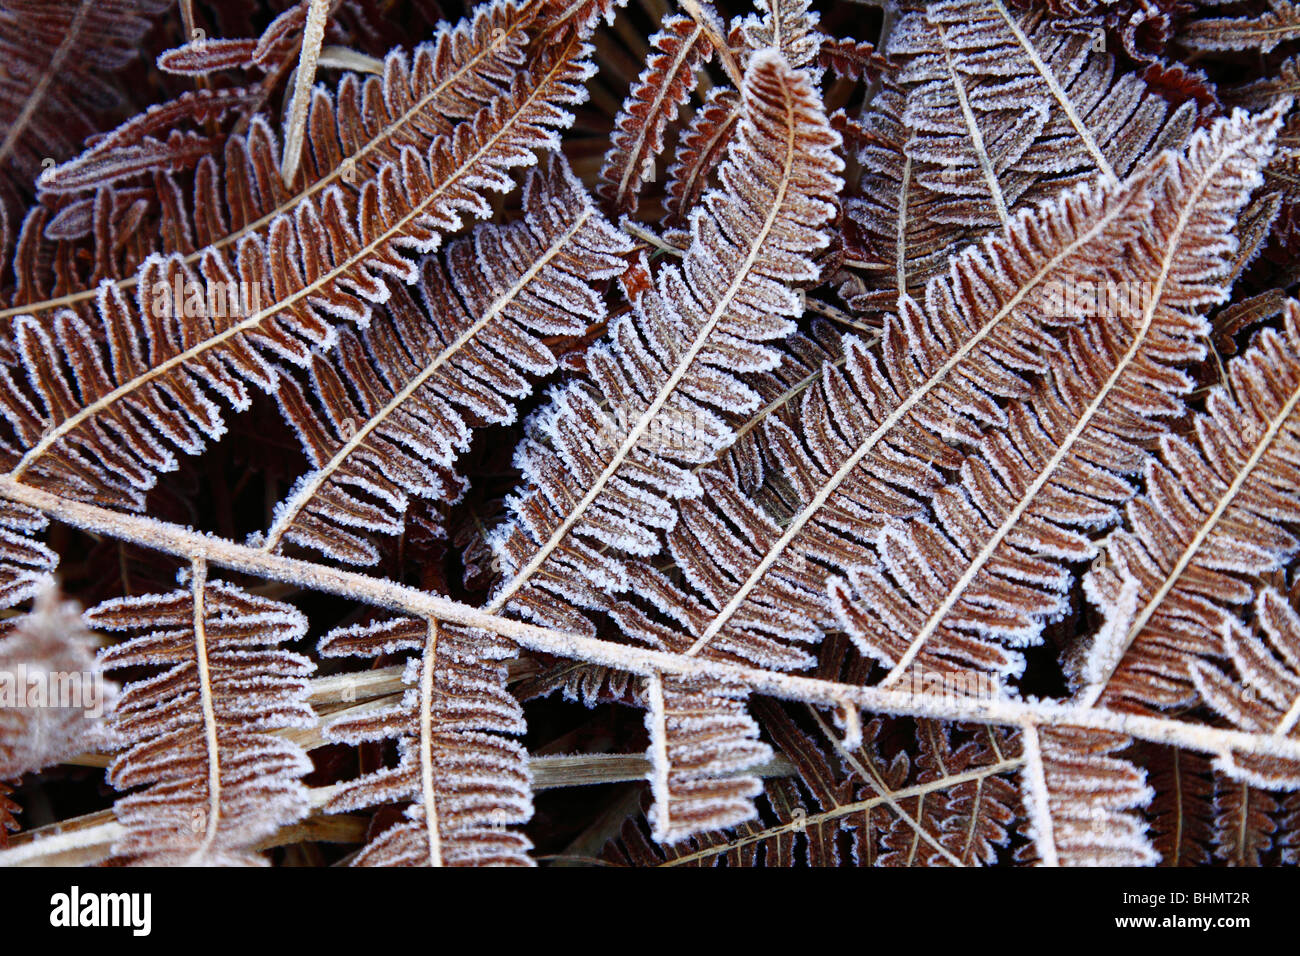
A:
280,0,332,186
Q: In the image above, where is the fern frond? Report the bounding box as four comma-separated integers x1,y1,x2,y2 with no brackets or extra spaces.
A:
489,49,841,632
613,704,1023,865
1143,746,1213,867
1081,300,1300,711
37,88,266,195
1211,774,1281,865
484,48,841,840
833,103,1283,686
736,0,821,70
1181,0,1300,54
319,616,533,866
1189,587,1300,788
597,13,714,215
0,0,169,199
846,0,1196,305
644,671,770,843
0,498,56,613
0,0,543,325
662,86,742,225
1019,725,1157,866
89,567,314,865
0,29,595,510
258,154,631,564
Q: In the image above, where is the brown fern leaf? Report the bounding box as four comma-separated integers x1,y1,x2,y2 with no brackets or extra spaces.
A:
1020,725,1157,865
257,154,631,565
0,28,595,510
832,103,1283,687
157,1,306,76
1081,300,1300,712
737,0,821,70
540,0,626,39
1213,288,1288,356
522,319,848,705
0,498,56,613
488,51,841,634
610,704,1023,866
712,318,845,498
1142,746,1214,866
1189,587,1300,788
604,780,807,867
599,104,1280,756
1181,0,1300,54
644,672,771,843
662,86,741,226
816,36,890,83
2,0,547,332
612,137,1160,685
319,616,533,866
654,0,822,228
597,13,714,215
0,0,169,199
1232,55,1300,110
1212,775,1280,866
89,568,315,865
37,88,265,195
845,0,1198,310
484,50,841,840
880,719,1020,866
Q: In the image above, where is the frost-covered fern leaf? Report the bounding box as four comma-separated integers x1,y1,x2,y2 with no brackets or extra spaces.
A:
0,17,594,510
530,318,847,706
88,567,315,865
0,499,55,615
259,155,631,565
602,102,1281,724
1232,56,1300,112
1080,300,1300,712
1210,773,1296,865
1181,0,1300,54
34,87,266,196
0,585,114,781
847,0,1196,307
489,50,841,633
597,13,715,215
1142,746,1214,867
611,132,1159,686
662,0,826,221
319,616,532,866
485,49,840,840
831,102,1285,686
10,0,543,317
737,0,821,70
0,0,169,199
1189,587,1300,789
1020,725,1158,866
644,672,771,843
711,318,845,498
663,86,742,226
612,704,1022,866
